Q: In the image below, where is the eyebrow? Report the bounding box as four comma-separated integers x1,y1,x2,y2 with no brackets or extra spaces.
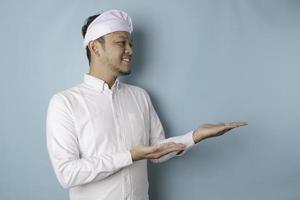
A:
117,35,133,42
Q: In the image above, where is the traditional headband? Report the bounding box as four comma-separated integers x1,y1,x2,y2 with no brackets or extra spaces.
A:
83,9,133,47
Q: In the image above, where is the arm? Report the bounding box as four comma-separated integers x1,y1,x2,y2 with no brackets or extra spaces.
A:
46,94,132,189
131,90,248,163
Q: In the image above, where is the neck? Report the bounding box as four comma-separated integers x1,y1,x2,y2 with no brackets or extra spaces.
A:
89,62,117,89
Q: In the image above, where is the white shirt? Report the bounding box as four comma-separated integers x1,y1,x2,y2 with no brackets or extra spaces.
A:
46,74,195,200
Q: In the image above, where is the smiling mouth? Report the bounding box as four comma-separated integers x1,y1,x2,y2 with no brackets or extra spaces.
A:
122,58,131,63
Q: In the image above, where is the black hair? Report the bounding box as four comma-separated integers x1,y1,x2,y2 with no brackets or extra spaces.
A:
81,13,105,64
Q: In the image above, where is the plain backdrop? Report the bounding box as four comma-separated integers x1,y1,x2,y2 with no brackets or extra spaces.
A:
1,0,300,199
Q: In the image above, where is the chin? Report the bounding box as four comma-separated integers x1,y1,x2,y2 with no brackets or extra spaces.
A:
119,69,131,76
117,64,131,76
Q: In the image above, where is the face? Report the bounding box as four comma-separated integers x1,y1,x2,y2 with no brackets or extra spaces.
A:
97,31,133,76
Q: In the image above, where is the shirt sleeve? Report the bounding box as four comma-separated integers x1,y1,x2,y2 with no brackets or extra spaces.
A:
46,94,133,189
143,90,196,163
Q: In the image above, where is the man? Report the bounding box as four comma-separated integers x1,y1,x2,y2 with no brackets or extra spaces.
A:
46,9,247,200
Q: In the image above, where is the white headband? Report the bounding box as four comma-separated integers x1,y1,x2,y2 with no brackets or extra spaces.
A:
83,9,133,48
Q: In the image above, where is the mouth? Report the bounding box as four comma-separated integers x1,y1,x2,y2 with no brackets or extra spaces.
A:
122,57,131,63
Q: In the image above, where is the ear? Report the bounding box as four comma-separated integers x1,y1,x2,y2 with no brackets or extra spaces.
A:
88,40,100,56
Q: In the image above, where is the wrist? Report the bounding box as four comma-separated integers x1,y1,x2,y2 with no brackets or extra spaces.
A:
192,130,206,144
130,149,137,161
130,148,142,161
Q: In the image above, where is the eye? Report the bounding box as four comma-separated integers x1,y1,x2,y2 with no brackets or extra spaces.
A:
117,41,126,46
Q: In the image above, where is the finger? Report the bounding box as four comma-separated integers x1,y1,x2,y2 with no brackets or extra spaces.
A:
225,122,248,128
159,144,186,153
232,121,248,126
155,145,185,157
150,143,178,154
148,146,183,159
155,143,185,154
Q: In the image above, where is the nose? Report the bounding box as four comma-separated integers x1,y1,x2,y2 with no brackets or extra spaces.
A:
125,42,133,55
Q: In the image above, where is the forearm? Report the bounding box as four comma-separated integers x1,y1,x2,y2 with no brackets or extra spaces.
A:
49,150,132,188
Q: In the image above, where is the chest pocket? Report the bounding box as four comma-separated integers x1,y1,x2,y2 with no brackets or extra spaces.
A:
128,113,147,146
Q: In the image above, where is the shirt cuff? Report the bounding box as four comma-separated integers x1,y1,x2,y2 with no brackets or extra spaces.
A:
175,130,195,156
117,150,133,168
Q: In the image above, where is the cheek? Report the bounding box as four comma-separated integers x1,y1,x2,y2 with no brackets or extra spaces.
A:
106,46,125,62
106,53,121,63
109,48,123,58
115,51,124,62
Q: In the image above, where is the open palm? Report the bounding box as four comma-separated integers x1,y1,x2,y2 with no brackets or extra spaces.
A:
193,121,248,143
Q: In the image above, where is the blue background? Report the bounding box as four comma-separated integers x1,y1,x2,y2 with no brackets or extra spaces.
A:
1,0,300,199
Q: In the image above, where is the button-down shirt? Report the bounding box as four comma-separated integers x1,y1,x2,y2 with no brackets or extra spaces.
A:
46,74,195,200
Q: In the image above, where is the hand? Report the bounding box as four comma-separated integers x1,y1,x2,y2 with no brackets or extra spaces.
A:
130,142,186,161
193,121,248,143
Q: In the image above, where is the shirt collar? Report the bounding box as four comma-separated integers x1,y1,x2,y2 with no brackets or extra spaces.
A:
83,73,120,92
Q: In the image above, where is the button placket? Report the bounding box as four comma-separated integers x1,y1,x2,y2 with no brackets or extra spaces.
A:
114,92,128,147
107,92,122,151
112,91,131,199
